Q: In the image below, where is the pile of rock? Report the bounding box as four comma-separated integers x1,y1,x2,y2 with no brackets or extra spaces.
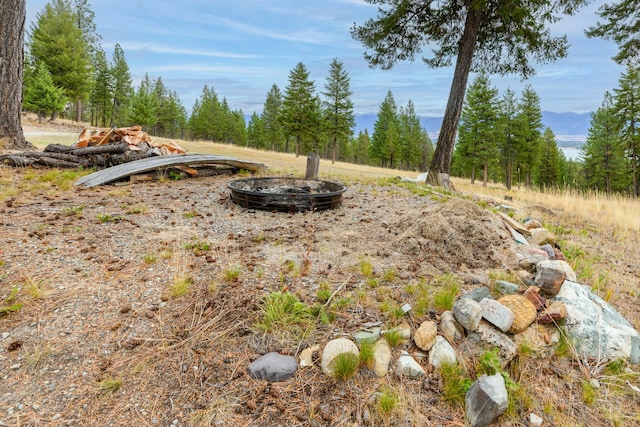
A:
247,205,640,426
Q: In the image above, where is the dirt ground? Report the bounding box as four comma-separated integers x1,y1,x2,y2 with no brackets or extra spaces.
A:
2,127,640,426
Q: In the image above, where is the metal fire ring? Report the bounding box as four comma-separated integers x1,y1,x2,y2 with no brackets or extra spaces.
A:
227,177,346,212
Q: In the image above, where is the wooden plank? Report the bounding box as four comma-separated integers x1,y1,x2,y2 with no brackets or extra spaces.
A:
74,154,267,188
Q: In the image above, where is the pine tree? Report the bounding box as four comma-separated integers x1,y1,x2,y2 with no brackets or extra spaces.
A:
516,85,544,188
536,127,562,189
582,93,628,194
129,74,159,132
322,58,355,163
109,43,132,127
351,130,371,165
586,0,640,64
188,86,219,140
398,100,423,170
280,62,317,157
88,48,113,126
247,112,265,149
261,84,285,151
612,64,640,196
370,90,399,167
455,72,501,186
28,0,92,121
352,0,588,188
499,88,520,189
23,61,67,123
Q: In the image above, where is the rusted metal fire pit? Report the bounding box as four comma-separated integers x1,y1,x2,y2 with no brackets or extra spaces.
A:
227,177,346,212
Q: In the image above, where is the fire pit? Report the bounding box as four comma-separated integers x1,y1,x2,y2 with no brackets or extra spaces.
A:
227,177,346,212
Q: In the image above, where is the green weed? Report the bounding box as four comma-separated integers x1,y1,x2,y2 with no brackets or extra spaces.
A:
254,291,314,340
332,352,359,380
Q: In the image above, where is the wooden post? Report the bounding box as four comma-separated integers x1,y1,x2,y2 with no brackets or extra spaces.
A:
305,152,320,179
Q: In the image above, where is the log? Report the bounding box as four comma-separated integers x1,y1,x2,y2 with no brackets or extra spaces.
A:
70,143,130,156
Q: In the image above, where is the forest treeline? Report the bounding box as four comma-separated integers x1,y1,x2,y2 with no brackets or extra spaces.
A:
23,0,640,197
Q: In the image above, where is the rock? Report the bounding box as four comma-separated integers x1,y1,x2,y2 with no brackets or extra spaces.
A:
461,286,491,302
523,286,546,311
453,298,483,332
321,338,360,377
497,294,537,334
372,339,392,377
530,228,557,246
519,254,548,272
554,247,566,261
529,412,544,427
465,373,508,427
461,321,517,366
428,336,458,369
552,259,577,282
414,320,438,351
248,352,297,382
539,243,556,259
439,311,465,342
514,323,560,357
555,281,640,363
524,219,542,229
397,351,426,378
506,224,529,245
494,280,520,295
496,211,531,236
352,328,381,344
479,298,514,333
298,345,320,368
534,260,567,295
537,300,568,325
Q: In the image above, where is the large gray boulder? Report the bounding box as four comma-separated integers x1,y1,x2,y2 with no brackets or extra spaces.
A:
555,281,640,363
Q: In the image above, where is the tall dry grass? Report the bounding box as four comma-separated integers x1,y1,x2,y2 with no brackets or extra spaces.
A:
454,179,640,233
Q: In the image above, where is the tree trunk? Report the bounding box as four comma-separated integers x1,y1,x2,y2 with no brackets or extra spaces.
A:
483,159,488,187
332,136,337,164
426,6,481,189
0,0,34,151
76,99,83,123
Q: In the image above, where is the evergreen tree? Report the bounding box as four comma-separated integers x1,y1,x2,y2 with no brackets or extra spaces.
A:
28,0,92,121
129,74,159,132
23,61,67,123
88,48,113,126
455,72,501,186
586,0,640,64
582,93,628,194
516,85,544,188
352,0,588,188
188,85,219,140
536,127,562,189
398,100,423,170
419,129,434,172
280,62,317,157
109,43,132,127
247,112,265,149
351,130,371,165
499,88,520,189
612,64,640,196
370,90,399,167
261,84,285,151
322,58,355,163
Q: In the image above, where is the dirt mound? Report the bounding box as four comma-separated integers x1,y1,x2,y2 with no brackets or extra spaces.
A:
392,198,516,271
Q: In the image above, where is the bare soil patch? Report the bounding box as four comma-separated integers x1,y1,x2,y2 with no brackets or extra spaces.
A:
2,128,640,426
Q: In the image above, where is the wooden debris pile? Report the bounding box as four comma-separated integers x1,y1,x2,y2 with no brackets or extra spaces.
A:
0,126,186,169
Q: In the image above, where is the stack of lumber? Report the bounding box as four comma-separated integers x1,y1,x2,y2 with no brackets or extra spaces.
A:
0,126,186,168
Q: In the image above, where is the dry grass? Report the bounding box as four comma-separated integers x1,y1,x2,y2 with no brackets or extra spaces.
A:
454,179,640,234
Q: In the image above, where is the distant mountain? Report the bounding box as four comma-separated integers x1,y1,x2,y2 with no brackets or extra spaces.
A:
354,110,592,148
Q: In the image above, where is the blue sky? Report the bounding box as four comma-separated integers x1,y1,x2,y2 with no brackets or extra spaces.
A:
26,0,623,117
